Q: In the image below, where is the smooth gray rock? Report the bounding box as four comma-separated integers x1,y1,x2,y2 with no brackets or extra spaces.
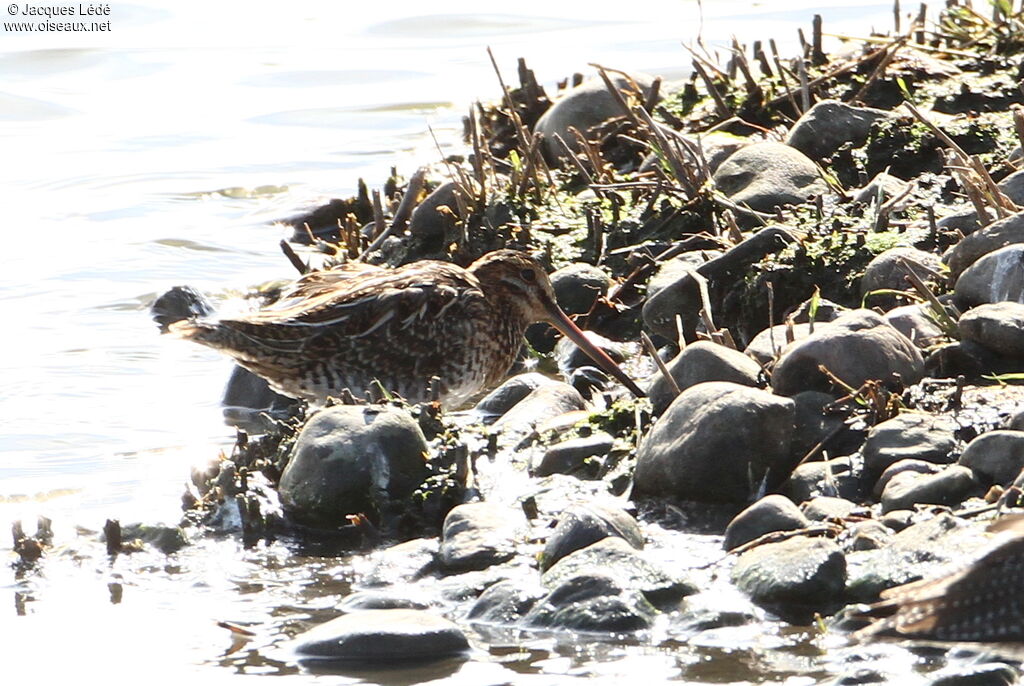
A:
534,431,614,478
785,99,891,160
959,430,1024,485
780,456,862,502
954,244,1024,308
879,465,977,512
771,310,924,396
801,496,856,521
439,502,522,573
873,459,944,499
408,181,460,240
541,536,696,606
522,573,658,632
536,73,656,164
723,494,809,551
730,536,847,610
884,304,946,349
646,340,762,415
852,172,911,205
862,412,958,475
634,382,795,503
278,405,428,527
550,263,611,314
712,141,828,214
860,247,943,303
959,302,1024,358
646,250,719,303
744,322,822,365
338,591,431,612
541,503,643,571
494,383,586,433
474,373,557,416
466,580,545,624
944,210,1024,278
291,609,469,664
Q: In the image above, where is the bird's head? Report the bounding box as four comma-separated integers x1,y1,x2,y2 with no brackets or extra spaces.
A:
469,249,645,398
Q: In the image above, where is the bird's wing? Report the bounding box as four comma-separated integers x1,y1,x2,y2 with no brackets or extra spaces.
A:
212,262,485,354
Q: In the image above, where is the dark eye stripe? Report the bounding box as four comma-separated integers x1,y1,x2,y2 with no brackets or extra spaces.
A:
519,269,536,282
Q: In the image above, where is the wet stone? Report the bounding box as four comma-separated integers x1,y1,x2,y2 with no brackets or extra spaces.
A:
771,310,924,397
494,383,585,434
928,663,1020,686
338,591,431,612
541,536,696,607
540,503,643,572
278,405,429,528
954,244,1024,308
407,181,460,241
730,536,847,613
780,456,863,503
711,141,829,215
790,390,860,465
723,494,810,551
534,431,614,478
291,609,469,665
362,538,439,587
879,465,977,513
549,262,611,315
474,372,556,416
522,573,658,633
958,430,1024,485
862,412,958,476
634,382,795,503
959,302,1024,358
439,502,523,573
149,284,213,331
846,520,892,551
466,579,545,625
785,99,892,160
646,340,762,416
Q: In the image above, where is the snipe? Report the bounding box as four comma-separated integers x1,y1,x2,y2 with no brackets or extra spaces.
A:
852,515,1024,642
170,250,644,406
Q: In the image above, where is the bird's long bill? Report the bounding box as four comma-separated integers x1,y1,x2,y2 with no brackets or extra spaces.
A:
544,302,646,398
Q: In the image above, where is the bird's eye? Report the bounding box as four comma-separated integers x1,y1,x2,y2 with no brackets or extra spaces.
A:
520,268,536,283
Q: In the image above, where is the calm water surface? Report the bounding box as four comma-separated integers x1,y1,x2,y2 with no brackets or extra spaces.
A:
2,1,898,682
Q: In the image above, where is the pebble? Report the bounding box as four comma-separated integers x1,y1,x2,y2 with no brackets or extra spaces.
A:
723,494,810,550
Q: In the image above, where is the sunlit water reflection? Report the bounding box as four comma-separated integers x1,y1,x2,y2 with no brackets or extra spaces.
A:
2,1,910,681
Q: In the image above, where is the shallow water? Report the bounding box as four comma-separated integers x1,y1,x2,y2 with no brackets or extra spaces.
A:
1,1,925,682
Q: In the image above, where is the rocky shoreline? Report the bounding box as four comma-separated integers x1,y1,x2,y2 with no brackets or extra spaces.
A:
19,2,1024,683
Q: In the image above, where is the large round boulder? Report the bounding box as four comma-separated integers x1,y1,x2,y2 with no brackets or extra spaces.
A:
633,382,795,502
770,309,924,396
278,405,428,527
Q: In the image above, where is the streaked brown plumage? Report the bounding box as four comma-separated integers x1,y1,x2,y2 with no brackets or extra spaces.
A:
170,250,644,407
853,516,1024,641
